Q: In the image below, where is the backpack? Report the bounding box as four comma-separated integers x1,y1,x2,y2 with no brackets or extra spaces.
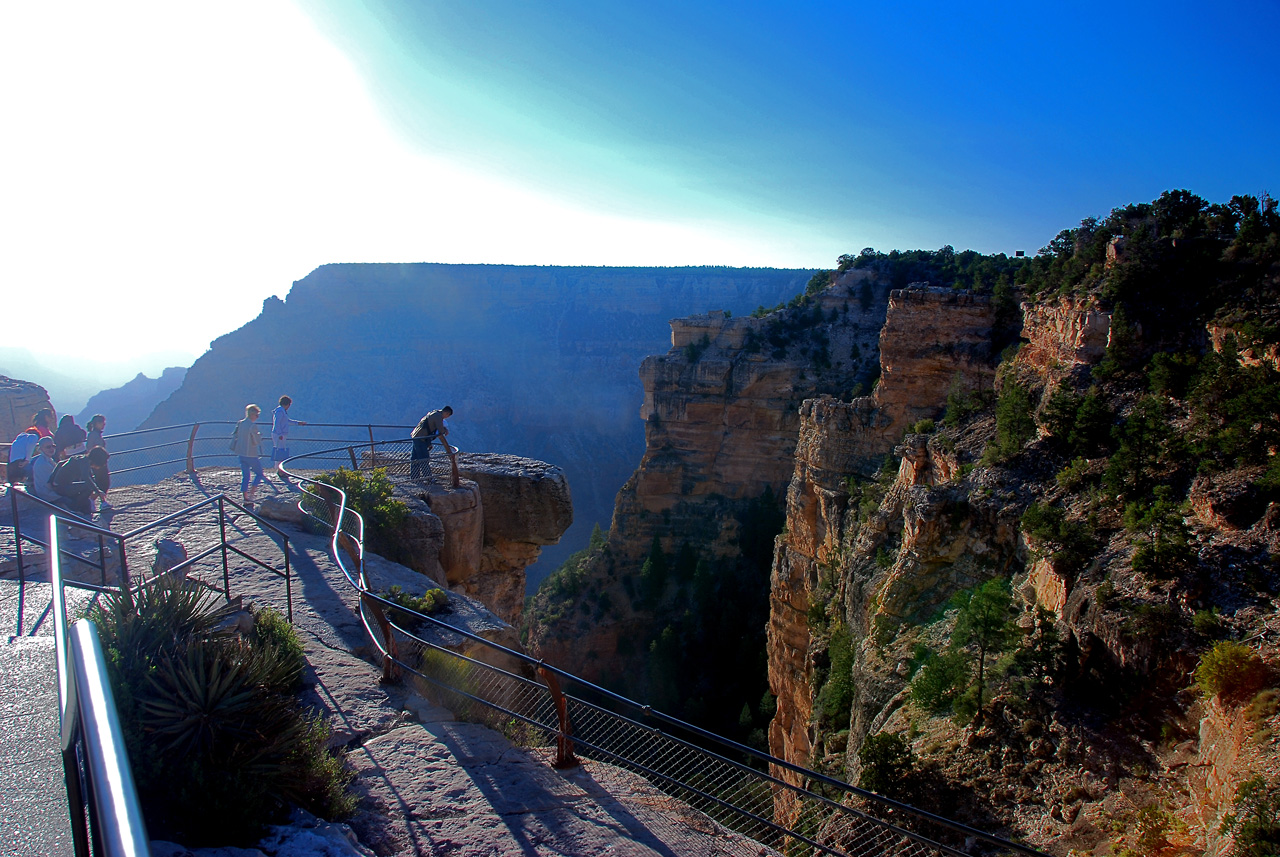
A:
52,457,81,494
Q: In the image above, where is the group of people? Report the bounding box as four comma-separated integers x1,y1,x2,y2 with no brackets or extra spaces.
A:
6,397,456,516
231,395,308,507
6,408,111,517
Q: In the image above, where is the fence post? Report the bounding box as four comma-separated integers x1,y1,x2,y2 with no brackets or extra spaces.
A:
368,425,376,467
219,496,230,596
445,441,460,489
187,423,200,472
283,535,293,625
347,446,359,469
537,667,579,769
11,488,25,591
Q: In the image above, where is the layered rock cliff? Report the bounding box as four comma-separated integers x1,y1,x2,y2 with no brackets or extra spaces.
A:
525,275,888,689
767,288,1280,852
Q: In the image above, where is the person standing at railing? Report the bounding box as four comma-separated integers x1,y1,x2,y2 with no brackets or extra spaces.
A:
410,405,452,481
85,414,112,512
270,395,307,487
230,403,266,507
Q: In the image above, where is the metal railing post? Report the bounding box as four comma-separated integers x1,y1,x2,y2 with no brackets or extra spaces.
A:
11,486,26,596
346,446,359,469
537,667,579,769
283,536,293,625
186,423,200,472
219,496,230,596
117,533,131,595
368,425,376,467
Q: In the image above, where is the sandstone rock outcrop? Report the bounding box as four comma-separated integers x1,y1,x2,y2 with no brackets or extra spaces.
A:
386,454,572,625
1017,297,1111,384
0,376,52,453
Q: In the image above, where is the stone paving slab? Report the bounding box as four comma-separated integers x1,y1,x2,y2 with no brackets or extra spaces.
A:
0,634,73,857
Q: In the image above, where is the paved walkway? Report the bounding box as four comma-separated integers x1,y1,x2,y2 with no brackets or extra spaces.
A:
0,579,76,857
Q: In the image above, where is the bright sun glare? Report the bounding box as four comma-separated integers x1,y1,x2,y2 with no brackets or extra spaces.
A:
1,1,819,368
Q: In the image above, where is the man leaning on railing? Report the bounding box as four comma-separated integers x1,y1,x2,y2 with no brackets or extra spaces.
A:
410,405,452,482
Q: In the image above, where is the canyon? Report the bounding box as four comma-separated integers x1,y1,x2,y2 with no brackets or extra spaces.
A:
137,263,812,589
526,258,1280,855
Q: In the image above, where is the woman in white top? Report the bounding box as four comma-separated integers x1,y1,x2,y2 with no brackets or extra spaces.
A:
230,404,265,507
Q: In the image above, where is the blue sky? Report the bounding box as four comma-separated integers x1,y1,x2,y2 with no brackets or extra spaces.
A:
2,0,1277,374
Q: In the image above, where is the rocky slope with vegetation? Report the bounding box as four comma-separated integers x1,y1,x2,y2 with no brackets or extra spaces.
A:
529,191,1280,856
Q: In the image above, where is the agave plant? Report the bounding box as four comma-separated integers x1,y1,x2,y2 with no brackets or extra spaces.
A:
90,578,354,846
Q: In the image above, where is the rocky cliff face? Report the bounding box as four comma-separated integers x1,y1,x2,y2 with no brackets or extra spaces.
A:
385,453,573,625
140,263,811,590
0,376,52,450
525,274,888,687
766,289,1280,852
767,287,1004,802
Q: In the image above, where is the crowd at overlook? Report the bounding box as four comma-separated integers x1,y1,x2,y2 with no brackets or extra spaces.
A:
4,397,455,516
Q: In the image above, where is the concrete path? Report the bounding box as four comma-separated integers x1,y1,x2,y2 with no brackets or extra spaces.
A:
0,580,75,857
0,475,773,856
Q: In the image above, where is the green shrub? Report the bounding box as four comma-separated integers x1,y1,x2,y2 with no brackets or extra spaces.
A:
381,584,449,628
1195,641,1269,703
308,467,409,560
1193,608,1226,639
909,418,936,434
817,622,854,723
857,732,919,800
683,332,711,362
91,580,353,845
989,378,1037,460
252,607,306,692
1220,776,1280,857
910,650,968,713
1021,502,1096,573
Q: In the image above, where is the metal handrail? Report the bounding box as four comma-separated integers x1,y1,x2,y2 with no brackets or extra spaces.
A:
280,441,1051,857
50,517,151,857
4,484,293,629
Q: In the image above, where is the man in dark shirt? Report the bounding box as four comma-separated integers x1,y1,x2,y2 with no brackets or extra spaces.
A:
52,447,109,517
410,406,452,481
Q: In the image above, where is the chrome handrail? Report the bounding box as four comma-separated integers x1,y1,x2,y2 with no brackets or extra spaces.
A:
50,517,152,857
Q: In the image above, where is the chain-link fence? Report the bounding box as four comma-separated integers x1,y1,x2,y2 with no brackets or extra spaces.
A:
282,442,1049,857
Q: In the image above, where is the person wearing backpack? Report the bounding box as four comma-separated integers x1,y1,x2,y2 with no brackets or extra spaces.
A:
230,403,265,507
51,447,108,517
